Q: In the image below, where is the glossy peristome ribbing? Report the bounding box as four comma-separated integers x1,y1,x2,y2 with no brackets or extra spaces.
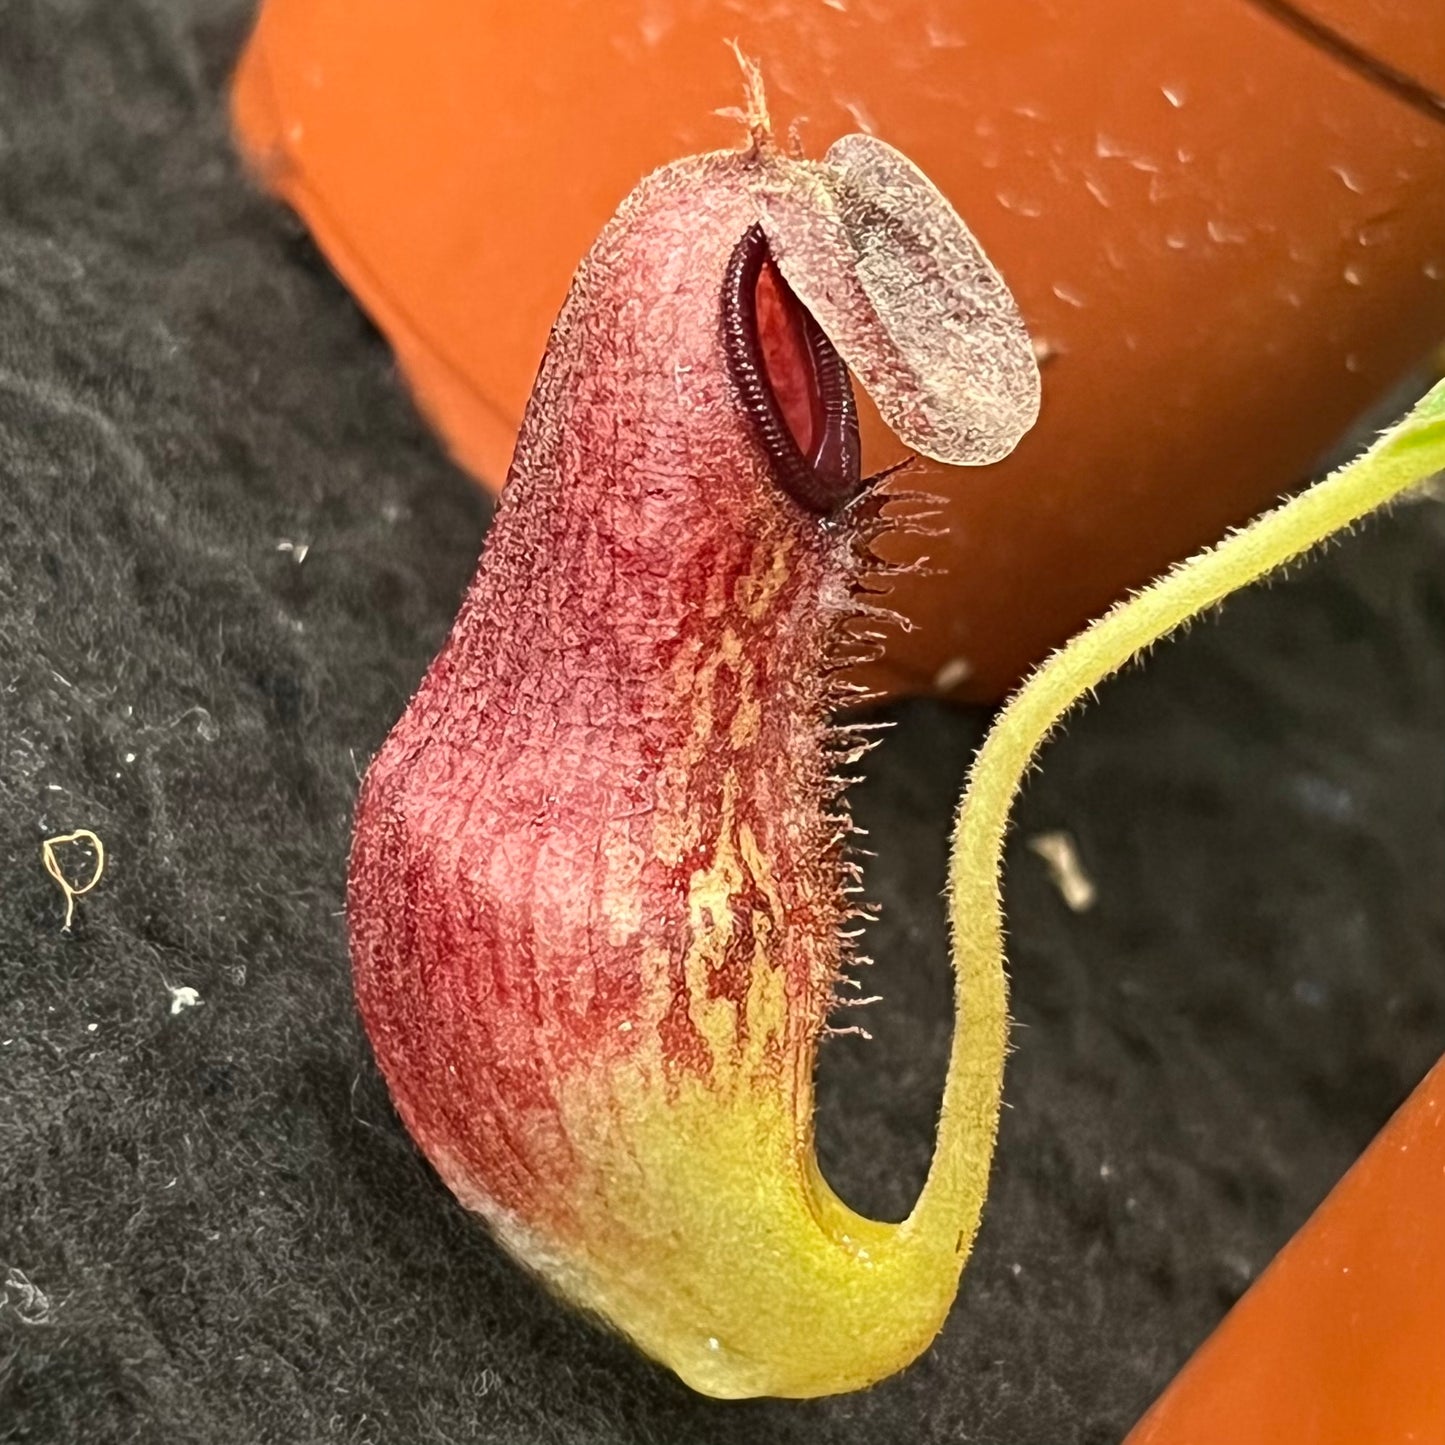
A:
347,84,1040,1401
721,223,863,514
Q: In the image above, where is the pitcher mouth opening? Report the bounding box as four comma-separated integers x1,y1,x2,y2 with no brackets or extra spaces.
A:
722,223,863,515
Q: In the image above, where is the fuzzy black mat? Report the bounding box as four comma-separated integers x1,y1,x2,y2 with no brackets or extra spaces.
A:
3,5,1444,1443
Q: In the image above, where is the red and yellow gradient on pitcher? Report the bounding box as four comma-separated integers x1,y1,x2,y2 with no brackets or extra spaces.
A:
348,73,1036,1400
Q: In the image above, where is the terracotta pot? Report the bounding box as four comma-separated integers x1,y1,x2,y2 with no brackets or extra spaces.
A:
1126,1055,1445,1445
233,0,1445,700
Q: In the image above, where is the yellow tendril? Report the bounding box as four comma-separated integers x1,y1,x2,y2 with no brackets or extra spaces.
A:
915,378,1445,1259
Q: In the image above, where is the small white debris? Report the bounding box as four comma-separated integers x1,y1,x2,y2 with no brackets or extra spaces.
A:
1329,164,1365,194
276,539,311,564
86,1022,98,1033
1028,831,1097,912
842,97,877,134
933,656,974,693
4,1268,52,1325
706,1336,721,1351
168,985,202,1015
1206,218,1249,246
617,1020,633,1032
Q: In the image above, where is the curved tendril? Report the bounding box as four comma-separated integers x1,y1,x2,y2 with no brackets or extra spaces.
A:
914,378,1445,1252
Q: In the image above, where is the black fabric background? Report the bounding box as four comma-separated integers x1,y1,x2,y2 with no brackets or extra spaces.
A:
3,5,1443,1442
